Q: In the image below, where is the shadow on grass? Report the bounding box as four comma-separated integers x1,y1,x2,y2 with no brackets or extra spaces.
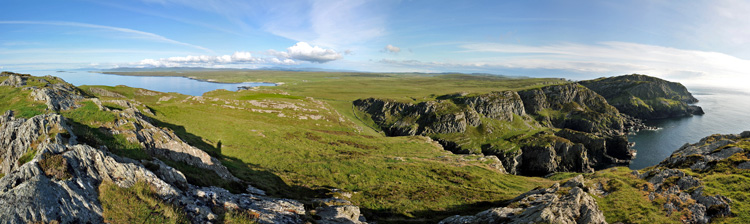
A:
361,199,511,224
146,116,326,199
143,114,521,223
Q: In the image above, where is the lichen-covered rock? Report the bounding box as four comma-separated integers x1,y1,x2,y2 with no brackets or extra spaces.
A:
440,175,607,224
0,111,72,174
579,74,703,119
0,111,310,223
660,132,750,171
638,168,731,223
86,87,126,98
0,74,26,87
179,186,306,224
453,91,526,121
30,82,85,111
0,142,180,224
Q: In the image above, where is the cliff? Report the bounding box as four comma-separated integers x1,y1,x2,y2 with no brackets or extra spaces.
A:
579,74,704,120
354,84,636,176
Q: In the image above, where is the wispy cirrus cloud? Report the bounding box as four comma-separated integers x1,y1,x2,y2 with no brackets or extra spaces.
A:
135,0,390,48
0,20,213,53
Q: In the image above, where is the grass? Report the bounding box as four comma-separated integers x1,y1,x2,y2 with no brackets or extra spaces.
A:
79,84,558,222
160,158,245,193
17,148,37,166
66,121,150,160
61,101,116,125
98,181,187,224
702,172,750,223
589,167,684,223
0,86,48,118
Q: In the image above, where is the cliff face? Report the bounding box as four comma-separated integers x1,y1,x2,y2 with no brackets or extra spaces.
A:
353,91,525,136
579,74,703,120
354,86,635,176
517,83,627,135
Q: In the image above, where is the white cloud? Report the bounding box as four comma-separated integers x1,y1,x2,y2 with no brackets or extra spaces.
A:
136,51,296,67
285,42,342,63
379,41,750,89
133,42,341,67
384,44,400,53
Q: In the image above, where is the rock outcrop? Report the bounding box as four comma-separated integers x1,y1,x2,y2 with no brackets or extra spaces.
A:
0,74,26,87
0,111,72,174
355,85,636,176
440,175,607,224
353,98,481,136
579,74,703,120
626,131,750,223
452,91,526,121
633,168,732,224
517,83,625,135
660,131,750,171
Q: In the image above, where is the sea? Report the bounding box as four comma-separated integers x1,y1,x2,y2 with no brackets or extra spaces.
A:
17,70,275,96
628,87,750,169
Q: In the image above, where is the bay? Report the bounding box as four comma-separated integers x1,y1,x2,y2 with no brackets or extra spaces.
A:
19,70,275,96
628,87,750,169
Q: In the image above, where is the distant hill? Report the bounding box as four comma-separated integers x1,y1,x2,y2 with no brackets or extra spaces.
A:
579,74,704,119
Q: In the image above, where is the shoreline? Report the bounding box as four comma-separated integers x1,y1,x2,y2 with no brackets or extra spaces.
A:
91,71,282,86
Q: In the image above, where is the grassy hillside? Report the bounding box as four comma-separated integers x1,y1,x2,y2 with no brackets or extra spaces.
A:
78,83,558,222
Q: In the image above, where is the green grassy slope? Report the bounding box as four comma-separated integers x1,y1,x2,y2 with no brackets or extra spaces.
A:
79,84,557,222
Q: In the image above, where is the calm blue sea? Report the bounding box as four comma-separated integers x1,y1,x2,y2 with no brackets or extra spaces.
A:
18,70,274,96
628,87,750,169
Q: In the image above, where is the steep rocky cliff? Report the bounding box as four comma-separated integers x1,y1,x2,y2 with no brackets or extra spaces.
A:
354,91,525,136
517,83,626,135
355,85,636,176
579,74,704,120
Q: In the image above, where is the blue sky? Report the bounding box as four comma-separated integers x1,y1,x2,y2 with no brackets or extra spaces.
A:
1,0,749,88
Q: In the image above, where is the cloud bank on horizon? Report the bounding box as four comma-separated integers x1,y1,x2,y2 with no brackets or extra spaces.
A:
0,0,749,89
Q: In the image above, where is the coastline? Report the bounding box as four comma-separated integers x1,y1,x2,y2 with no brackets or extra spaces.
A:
91,71,282,86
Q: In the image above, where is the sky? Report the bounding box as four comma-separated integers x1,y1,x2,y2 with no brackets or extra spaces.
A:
1,0,749,89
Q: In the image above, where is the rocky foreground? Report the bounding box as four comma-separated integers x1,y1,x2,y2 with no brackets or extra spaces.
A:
441,131,749,224
0,72,366,223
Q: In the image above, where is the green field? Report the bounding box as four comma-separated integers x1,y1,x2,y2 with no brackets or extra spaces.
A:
76,71,569,222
